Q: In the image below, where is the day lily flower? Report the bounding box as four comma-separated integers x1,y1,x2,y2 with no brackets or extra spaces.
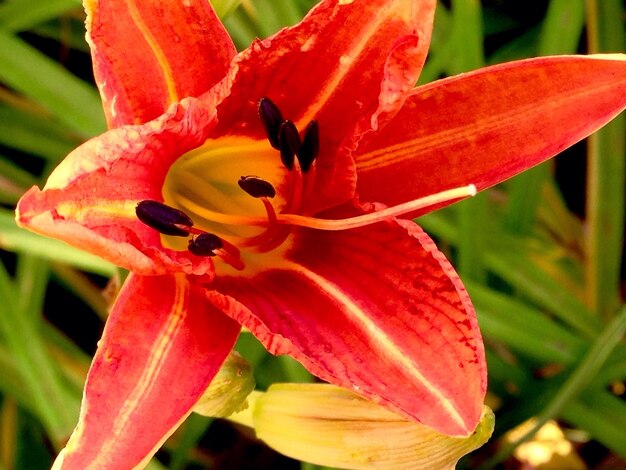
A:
14,0,626,467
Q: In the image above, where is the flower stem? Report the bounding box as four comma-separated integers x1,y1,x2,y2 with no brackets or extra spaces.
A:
584,0,626,319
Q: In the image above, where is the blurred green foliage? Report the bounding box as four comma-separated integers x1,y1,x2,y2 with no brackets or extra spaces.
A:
0,0,624,468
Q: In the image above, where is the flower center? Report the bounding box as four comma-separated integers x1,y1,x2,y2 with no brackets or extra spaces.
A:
143,98,320,271
137,97,476,273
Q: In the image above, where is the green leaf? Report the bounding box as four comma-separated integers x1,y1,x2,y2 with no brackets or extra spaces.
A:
485,250,602,338
51,264,110,321
210,0,243,20
0,209,116,276
0,0,81,32
538,0,585,56
0,156,36,204
467,281,587,364
0,260,78,446
0,103,79,162
16,254,50,319
563,394,626,457
169,414,213,470
33,19,91,53
484,306,626,467
0,346,32,409
488,26,540,64
0,29,105,137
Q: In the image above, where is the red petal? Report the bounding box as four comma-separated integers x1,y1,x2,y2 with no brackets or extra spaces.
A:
208,216,486,436
355,55,626,208
53,274,240,469
212,0,436,211
16,98,216,275
85,0,235,128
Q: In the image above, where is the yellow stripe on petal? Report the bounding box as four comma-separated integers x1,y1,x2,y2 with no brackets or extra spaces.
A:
298,7,392,127
283,262,468,434
125,0,179,104
92,274,189,464
56,200,138,223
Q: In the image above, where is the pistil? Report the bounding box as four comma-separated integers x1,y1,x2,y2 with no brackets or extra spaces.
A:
275,185,478,230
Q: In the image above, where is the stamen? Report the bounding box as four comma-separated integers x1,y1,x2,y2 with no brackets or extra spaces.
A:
136,200,193,236
235,194,283,250
275,185,478,230
258,97,284,150
190,232,245,270
238,176,276,199
188,233,222,256
215,248,246,271
278,120,301,171
297,120,319,172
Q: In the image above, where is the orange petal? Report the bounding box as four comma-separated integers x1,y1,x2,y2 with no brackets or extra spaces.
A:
16,98,217,275
354,55,626,209
208,213,486,436
85,0,236,127
53,273,240,469
212,0,436,211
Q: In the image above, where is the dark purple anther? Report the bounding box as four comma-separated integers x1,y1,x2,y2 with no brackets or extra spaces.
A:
258,97,284,150
238,175,276,198
278,120,301,171
188,233,223,257
136,200,193,237
297,120,319,172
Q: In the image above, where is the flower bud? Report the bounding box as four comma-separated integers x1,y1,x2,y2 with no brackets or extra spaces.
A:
230,383,494,469
192,351,255,418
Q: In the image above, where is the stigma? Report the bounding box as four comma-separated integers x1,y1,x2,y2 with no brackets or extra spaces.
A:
138,97,477,272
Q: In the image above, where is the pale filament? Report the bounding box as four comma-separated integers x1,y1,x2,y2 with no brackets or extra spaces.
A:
182,184,477,232
277,185,477,230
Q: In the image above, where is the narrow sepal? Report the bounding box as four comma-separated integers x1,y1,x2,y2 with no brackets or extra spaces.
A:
355,55,626,210
52,273,240,469
85,0,236,127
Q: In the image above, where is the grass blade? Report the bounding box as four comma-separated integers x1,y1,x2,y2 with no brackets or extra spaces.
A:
0,29,105,137
0,208,116,276
0,0,81,32
482,306,626,467
584,0,625,319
